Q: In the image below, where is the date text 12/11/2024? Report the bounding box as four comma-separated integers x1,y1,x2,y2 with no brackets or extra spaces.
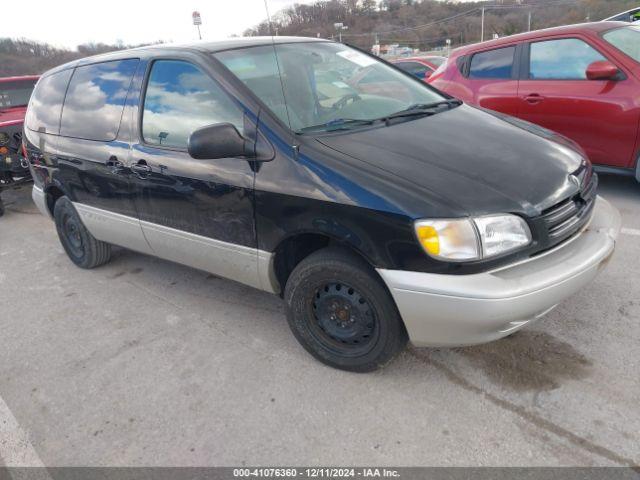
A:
232,468,401,478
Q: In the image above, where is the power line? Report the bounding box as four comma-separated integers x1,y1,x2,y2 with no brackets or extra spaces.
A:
341,7,480,37
340,0,582,39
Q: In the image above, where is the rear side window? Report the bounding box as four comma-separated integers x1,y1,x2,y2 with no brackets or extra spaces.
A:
60,59,139,141
25,70,73,135
529,39,606,80
469,46,516,79
142,60,244,149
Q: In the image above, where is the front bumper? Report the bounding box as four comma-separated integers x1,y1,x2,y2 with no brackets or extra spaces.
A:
378,196,621,347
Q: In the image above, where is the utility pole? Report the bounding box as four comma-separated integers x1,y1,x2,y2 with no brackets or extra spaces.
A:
480,6,485,42
527,10,532,31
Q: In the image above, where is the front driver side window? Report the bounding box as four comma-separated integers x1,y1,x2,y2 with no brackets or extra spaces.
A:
529,38,607,80
142,60,243,149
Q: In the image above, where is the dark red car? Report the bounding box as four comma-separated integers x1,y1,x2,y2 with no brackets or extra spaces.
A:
429,22,640,180
0,75,38,215
393,56,447,81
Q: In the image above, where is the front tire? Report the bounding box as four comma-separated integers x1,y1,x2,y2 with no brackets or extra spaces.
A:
54,196,111,269
284,247,407,372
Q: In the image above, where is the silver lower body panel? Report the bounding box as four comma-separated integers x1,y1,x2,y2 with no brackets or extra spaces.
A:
64,200,278,294
31,185,51,219
139,219,267,292
378,196,621,347
74,203,154,256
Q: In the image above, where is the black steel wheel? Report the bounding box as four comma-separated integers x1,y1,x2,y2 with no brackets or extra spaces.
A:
284,247,407,372
310,282,379,357
54,196,111,269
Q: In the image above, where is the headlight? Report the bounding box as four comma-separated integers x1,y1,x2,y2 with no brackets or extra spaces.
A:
474,215,532,258
0,132,9,146
415,214,531,262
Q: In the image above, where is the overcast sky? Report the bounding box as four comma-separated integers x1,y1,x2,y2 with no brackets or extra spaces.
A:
2,0,315,49
3,0,469,49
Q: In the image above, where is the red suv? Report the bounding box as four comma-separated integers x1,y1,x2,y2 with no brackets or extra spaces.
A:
429,22,640,181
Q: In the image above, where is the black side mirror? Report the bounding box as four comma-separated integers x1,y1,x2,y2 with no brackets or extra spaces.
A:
188,123,253,160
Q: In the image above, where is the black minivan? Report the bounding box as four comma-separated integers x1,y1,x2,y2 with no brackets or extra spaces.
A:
26,37,620,371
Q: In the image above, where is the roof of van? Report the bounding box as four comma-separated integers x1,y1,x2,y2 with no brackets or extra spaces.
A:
42,36,331,76
153,36,329,52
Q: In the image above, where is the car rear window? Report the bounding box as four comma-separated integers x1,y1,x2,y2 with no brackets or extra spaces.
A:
396,61,431,77
427,57,446,67
25,70,73,135
60,59,139,141
469,46,515,79
0,79,37,109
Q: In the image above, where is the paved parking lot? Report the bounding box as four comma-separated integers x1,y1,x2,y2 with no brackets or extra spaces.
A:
0,175,639,467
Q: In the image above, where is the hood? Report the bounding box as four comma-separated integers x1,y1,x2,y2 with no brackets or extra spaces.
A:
316,105,585,217
0,106,27,128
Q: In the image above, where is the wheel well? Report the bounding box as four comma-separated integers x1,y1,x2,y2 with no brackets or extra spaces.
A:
45,186,65,216
273,234,373,295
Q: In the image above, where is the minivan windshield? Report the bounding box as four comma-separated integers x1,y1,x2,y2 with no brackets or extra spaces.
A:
0,79,37,110
602,25,640,63
215,42,447,133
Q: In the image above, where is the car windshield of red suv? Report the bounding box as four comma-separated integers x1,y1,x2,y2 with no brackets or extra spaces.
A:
0,79,37,110
602,25,640,63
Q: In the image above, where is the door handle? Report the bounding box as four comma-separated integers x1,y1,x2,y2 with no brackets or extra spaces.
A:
524,93,545,104
131,159,152,176
106,156,127,174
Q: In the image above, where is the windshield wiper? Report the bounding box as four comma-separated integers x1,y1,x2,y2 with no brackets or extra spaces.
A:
298,118,376,133
380,99,462,124
297,99,462,133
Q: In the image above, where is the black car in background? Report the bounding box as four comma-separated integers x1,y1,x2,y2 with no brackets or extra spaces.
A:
26,38,620,371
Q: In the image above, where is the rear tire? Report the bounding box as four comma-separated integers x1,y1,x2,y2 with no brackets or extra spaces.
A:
284,247,407,372
54,196,111,269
